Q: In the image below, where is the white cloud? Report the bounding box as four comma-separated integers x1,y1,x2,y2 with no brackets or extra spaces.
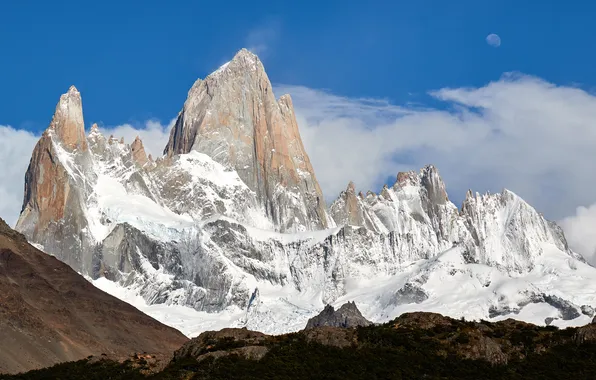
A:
0,126,39,227
275,75,596,263
560,205,596,265
245,20,281,58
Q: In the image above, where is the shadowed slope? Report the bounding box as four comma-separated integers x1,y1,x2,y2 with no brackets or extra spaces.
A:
0,218,187,374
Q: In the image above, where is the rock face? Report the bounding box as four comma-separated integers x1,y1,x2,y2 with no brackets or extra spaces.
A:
0,217,187,374
164,48,331,232
305,302,373,329
131,136,149,166
48,85,88,152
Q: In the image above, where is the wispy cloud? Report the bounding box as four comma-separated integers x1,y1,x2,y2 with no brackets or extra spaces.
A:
244,19,281,58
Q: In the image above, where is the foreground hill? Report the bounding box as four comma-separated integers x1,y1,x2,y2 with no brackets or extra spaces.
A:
4,312,596,379
0,218,188,374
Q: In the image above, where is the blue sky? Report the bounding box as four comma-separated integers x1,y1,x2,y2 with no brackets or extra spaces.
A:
2,0,595,131
4,0,596,260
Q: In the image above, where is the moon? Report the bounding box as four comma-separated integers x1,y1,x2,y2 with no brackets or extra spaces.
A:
486,33,501,47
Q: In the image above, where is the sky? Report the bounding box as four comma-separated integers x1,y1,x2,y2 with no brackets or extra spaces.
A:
2,0,596,261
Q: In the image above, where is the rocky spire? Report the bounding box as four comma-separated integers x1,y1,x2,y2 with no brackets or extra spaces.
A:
420,165,448,205
305,301,372,329
131,136,148,166
48,85,87,152
89,123,100,135
329,181,380,232
163,48,330,232
16,87,92,270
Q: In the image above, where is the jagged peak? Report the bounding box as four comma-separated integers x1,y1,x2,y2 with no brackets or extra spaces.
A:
395,171,418,187
278,94,294,109
501,188,518,198
420,164,443,181
207,48,262,80
67,84,79,94
88,123,103,140
380,185,391,199
131,135,148,165
420,164,438,173
347,181,356,193
232,47,259,64
48,86,87,151
420,164,449,204
56,85,82,111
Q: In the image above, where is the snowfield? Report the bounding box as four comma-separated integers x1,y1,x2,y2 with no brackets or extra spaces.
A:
90,238,596,337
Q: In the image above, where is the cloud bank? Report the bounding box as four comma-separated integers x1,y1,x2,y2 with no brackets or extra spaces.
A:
2,74,596,264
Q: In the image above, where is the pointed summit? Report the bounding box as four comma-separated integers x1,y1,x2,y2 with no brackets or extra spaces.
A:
131,136,148,166
330,180,380,232
163,48,330,232
67,85,79,94
347,181,356,193
420,165,448,205
229,48,260,68
16,87,93,266
49,85,87,152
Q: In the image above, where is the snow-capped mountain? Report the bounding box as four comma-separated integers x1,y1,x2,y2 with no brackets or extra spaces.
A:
15,49,596,336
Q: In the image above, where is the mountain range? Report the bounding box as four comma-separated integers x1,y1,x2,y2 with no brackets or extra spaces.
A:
13,48,596,337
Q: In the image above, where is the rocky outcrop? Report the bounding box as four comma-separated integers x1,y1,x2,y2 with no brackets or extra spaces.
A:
131,136,149,166
164,48,331,232
305,302,373,329
329,182,382,232
173,328,269,363
0,217,187,374
48,86,88,152
166,311,594,374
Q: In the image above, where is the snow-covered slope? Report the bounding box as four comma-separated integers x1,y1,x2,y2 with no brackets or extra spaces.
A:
15,50,596,338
